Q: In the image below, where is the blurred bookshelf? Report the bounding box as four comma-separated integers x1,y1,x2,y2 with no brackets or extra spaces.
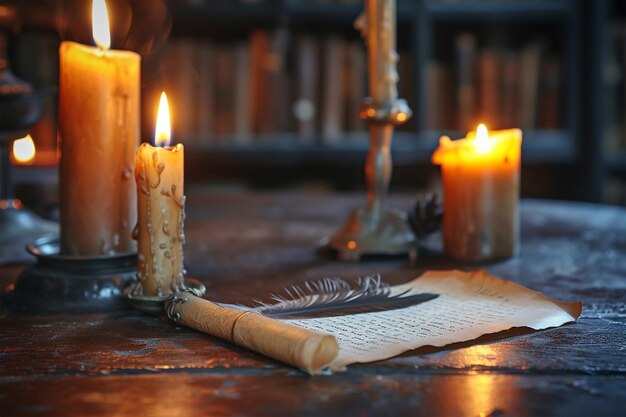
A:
602,0,626,205
5,0,626,205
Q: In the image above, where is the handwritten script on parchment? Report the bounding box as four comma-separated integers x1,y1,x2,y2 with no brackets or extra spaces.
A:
283,270,582,371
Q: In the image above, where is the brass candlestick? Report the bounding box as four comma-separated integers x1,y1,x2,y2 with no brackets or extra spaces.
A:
328,0,416,261
329,99,415,261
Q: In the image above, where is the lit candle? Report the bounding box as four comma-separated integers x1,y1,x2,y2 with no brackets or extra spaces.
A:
432,124,523,261
12,135,36,165
134,92,186,297
58,0,140,255
366,0,398,103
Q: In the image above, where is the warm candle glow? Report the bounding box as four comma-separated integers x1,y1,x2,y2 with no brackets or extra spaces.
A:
59,8,140,256
92,0,111,50
432,126,522,261
474,123,493,154
155,91,171,147
12,134,36,164
396,113,408,123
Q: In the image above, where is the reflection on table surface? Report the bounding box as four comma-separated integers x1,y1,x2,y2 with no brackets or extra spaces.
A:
1,189,625,417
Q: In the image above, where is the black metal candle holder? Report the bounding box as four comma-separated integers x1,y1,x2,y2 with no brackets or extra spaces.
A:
4,236,136,312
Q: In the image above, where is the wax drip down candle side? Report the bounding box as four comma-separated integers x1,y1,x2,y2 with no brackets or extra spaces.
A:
133,92,187,297
58,0,140,256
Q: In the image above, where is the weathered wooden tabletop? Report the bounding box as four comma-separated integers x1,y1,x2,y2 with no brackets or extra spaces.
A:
2,186,626,417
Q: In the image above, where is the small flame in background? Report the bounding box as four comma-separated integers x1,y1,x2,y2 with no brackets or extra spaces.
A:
12,135,36,164
92,0,111,50
155,91,171,147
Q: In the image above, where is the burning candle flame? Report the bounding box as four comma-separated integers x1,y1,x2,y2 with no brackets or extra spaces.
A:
474,123,493,154
155,91,171,147
92,0,111,50
13,134,36,164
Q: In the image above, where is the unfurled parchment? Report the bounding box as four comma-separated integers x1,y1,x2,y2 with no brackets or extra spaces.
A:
168,269,581,374
283,269,582,371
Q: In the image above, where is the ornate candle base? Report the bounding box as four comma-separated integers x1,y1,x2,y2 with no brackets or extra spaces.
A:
328,207,417,262
3,236,136,312
328,98,416,262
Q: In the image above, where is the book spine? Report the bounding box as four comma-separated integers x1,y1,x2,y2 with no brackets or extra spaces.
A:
233,41,252,142
477,48,501,128
195,40,216,145
500,51,519,129
270,27,291,135
293,36,320,143
257,28,290,137
455,33,477,131
423,61,453,130
321,36,345,144
215,45,236,139
518,41,543,130
249,30,269,137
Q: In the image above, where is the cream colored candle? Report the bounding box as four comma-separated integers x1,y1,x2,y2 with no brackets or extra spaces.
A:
59,0,140,255
134,92,186,297
366,0,398,102
432,125,522,261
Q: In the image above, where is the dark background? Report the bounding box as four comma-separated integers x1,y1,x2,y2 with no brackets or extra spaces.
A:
4,0,626,218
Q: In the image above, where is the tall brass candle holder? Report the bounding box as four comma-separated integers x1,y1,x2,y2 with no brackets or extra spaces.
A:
328,0,416,261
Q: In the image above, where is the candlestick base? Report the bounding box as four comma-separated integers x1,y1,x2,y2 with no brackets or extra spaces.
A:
3,235,136,312
126,279,206,316
327,208,417,262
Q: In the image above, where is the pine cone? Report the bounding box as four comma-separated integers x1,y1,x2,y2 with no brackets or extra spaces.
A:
408,193,443,239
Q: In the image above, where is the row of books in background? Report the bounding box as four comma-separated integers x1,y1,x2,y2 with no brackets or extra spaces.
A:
161,30,416,147
164,29,572,148
10,29,622,151
7,30,575,150
424,33,563,132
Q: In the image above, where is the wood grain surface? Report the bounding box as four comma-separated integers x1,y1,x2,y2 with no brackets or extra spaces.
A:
2,186,625,417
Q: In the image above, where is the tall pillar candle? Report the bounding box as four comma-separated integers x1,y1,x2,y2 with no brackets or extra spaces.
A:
134,92,186,297
432,125,522,261
58,0,140,255
365,0,398,102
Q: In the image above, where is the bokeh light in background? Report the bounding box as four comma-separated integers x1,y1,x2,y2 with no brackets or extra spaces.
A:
12,135,35,164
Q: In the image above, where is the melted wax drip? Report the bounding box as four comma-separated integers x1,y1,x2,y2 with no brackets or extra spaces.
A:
135,149,187,296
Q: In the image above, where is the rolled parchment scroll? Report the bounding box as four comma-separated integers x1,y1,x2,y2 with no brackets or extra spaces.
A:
165,292,339,375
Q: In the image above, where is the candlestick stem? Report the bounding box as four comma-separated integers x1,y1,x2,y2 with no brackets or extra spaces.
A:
365,123,392,221
328,98,414,261
327,0,416,261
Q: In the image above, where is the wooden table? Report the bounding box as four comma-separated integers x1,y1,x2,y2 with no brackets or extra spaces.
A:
2,187,626,417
